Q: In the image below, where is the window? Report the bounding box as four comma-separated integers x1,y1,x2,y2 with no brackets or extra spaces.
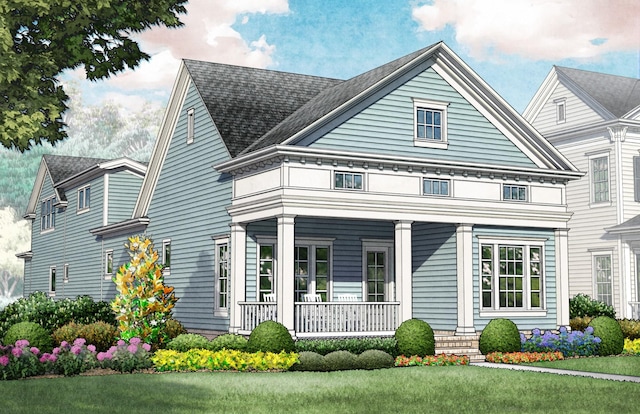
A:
594,255,612,306
215,240,230,314
187,108,195,144
63,264,69,283
633,156,640,202
49,266,56,296
295,243,331,302
40,196,56,232
556,100,566,124
335,172,363,190
105,250,114,280
480,242,544,311
362,240,393,302
423,178,450,196
162,239,171,273
77,186,90,212
591,156,609,203
503,185,527,201
413,99,448,148
259,244,274,301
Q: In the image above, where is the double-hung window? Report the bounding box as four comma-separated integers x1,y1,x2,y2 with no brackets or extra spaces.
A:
593,254,612,306
41,196,56,232
214,239,230,315
258,242,275,301
591,155,609,204
77,185,90,212
413,99,448,148
295,241,332,302
49,266,56,296
162,239,171,274
480,240,544,313
105,250,114,280
335,172,363,190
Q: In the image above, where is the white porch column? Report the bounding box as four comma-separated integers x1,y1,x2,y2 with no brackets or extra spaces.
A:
555,228,569,328
455,224,476,335
276,215,296,333
229,222,247,334
394,220,413,323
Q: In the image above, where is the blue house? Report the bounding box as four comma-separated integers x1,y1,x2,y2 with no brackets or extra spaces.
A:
20,42,581,350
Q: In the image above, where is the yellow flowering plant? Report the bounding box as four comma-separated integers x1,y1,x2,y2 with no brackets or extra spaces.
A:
111,236,178,347
151,349,299,372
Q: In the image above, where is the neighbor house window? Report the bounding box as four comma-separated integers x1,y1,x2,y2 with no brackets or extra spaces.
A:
162,239,171,273
41,195,56,232
634,156,640,202
594,254,612,306
187,108,195,144
591,155,609,204
335,172,363,190
105,250,114,280
214,240,230,314
556,99,566,124
413,99,448,148
480,241,544,311
258,243,275,301
423,178,450,196
503,185,527,201
49,266,56,296
77,185,90,212
295,241,331,302
63,264,69,283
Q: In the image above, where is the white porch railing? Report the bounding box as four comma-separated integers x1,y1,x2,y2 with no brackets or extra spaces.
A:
239,301,401,335
629,302,640,319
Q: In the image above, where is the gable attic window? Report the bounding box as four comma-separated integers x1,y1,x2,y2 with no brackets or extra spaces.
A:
77,185,90,213
186,108,195,144
413,99,449,149
555,99,566,124
41,195,56,232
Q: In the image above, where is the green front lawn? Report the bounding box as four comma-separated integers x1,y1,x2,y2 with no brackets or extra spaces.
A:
524,355,640,377
4,366,638,414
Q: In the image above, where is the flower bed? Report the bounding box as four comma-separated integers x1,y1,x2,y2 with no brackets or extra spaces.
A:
521,326,600,357
152,349,299,372
394,354,469,367
485,351,564,364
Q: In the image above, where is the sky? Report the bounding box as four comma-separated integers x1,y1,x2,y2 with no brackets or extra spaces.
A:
64,0,640,115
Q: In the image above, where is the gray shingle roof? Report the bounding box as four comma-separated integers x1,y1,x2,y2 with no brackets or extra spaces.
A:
43,154,110,184
556,66,640,118
183,60,342,158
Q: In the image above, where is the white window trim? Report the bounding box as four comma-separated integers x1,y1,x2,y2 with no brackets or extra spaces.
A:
423,177,451,197
256,236,277,302
49,266,56,297
477,236,547,318
361,239,394,302
105,250,114,280
186,108,195,144
162,239,171,275
588,153,611,207
555,99,566,124
334,171,365,191
214,237,230,316
295,238,335,302
591,251,613,307
63,263,69,283
77,185,91,214
40,195,56,234
413,98,449,149
502,184,528,202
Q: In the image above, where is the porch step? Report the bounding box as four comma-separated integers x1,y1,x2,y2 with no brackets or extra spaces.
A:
434,333,484,362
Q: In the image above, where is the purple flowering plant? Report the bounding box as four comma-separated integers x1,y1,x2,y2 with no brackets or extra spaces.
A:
0,340,46,380
53,337,98,376
521,326,601,357
96,337,152,373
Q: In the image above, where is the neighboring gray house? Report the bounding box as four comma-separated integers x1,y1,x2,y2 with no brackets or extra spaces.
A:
524,66,640,318
21,43,581,347
18,155,146,300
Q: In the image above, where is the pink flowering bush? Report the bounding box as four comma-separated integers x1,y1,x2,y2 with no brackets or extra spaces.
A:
53,338,98,376
0,340,46,380
97,337,152,372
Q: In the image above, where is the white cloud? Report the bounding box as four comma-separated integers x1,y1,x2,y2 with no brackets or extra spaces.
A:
412,0,640,61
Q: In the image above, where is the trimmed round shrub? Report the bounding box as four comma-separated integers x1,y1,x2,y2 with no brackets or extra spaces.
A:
589,316,624,356
247,321,294,353
166,333,210,352
357,349,395,370
291,351,328,372
324,350,359,371
210,334,248,351
618,319,640,340
164,318,188,340
3,321,54,352
79,321,118,352
52,322,82,346
479,318,521,355
395,318,435,357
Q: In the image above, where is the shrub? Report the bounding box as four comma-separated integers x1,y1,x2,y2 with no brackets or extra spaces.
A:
166,333,210,352
589,316,624,356
520,326,600,357
479,319,520,355
357,349,395,370
395,354,469,367
569,293,615,318
295,337,398,356
3,322,53,352
52,322,82,346
618,319,640,340
323,350,358,371
164,318,188,340
623,338,640,355
247,321,294,353
290,351,327,372
52,338,97,376
569,316,593,332
152,349,298,372
395,319,435,357
210,334,248,351
98,337,153,373
78,322,118,352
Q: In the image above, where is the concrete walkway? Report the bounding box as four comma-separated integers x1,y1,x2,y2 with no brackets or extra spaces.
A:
472,362,640,383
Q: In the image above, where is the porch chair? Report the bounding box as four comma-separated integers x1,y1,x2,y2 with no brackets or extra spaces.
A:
337,293,357,301
303,294,322,302
263,293,276,302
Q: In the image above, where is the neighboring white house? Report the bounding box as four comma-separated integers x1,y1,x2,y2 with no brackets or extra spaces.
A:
524,66,640,318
